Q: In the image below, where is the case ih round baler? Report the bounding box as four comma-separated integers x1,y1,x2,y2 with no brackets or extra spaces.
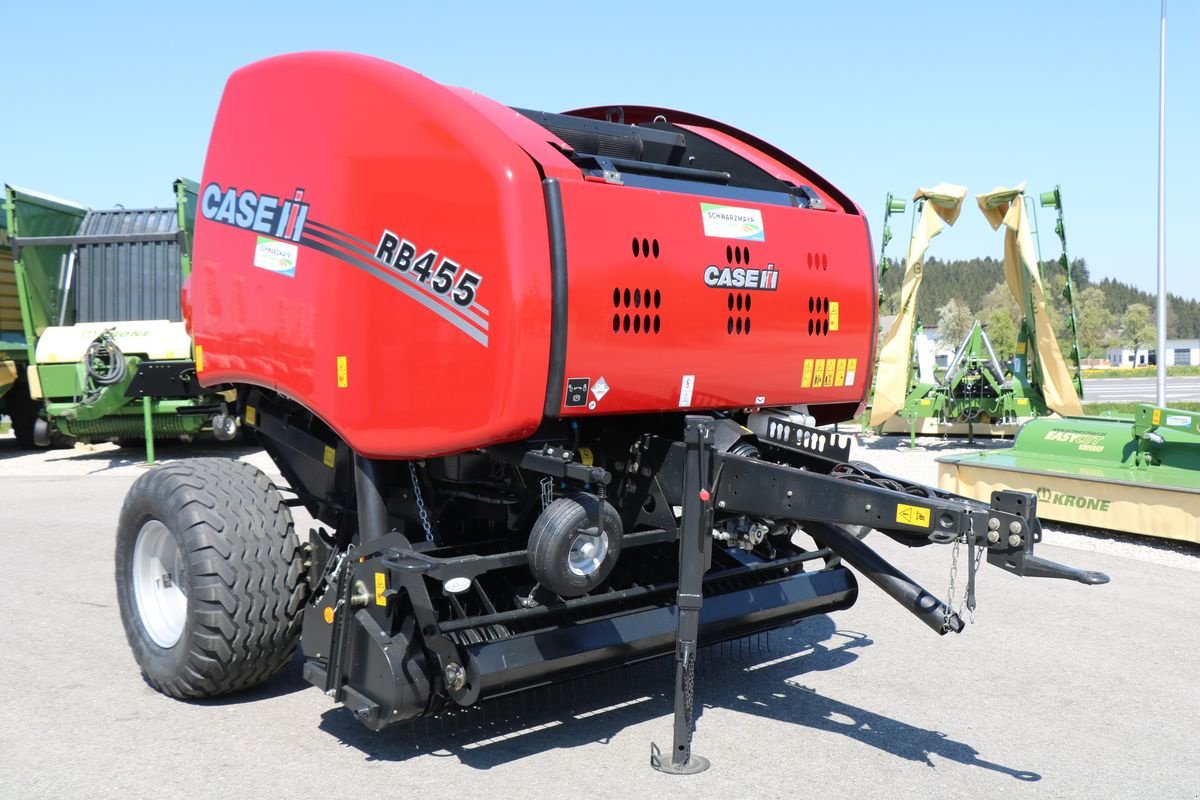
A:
115,53,1107,773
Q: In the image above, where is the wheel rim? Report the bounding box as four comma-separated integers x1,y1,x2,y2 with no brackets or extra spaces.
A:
568,530,608,577
132,520,187,648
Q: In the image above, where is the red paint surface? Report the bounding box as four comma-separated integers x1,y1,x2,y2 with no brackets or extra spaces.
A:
191,53,875,458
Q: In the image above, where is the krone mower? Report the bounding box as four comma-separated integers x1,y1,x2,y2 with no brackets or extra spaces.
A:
114,53,1108,773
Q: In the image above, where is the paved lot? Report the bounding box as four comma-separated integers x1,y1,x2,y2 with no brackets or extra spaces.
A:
2,435,1198,799
1081,375,1200,404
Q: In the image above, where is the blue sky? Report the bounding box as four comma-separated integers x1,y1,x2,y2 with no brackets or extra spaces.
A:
5,2,1196,300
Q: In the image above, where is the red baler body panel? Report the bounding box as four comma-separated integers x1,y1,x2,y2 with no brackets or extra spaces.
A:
192,53,876,457
192,53,553,458
555,179,873,413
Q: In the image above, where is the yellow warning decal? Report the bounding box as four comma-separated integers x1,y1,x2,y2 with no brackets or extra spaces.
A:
823,358,836,387
374,572,388,606
801,359,814,388
921,398,931,406
578,447,594,466
336,356,348,388
846,358,858,386
812,359,826,386
194,345,204,373
829,302,840,331
245,406,257,426
835,358,847,387
896,503,931,528
1152,408,1162,426
323,446,336,469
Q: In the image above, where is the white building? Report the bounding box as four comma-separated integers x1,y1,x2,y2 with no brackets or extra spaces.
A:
1106,338,1199,367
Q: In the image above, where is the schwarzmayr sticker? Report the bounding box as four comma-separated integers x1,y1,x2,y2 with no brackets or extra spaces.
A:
254,236,298,277
701,203,765,242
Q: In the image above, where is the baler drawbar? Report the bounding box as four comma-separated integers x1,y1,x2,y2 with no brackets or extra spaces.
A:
113,52,1108,775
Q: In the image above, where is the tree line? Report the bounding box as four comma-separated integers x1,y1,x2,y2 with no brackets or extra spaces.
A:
879,256,1200,359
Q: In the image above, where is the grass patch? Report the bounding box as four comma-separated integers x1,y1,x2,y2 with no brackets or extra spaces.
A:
1081,365,1200,379
1082,401,1200,416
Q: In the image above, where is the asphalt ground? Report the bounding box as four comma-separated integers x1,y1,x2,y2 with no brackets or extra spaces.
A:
1,435,1198,800
1081,375,1200,404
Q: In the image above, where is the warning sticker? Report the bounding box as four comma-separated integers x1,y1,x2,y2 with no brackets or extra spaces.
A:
678,374,696,407
895,504,931,528
565,377,590,407
336,356,348,388
803,355,861,389
829,301,840,331
374,572,387,606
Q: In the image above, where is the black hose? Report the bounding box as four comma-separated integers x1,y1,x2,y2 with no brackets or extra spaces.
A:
85,331,127,386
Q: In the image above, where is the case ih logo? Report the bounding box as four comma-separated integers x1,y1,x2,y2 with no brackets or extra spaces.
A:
702,264,779,291
200,182,309,242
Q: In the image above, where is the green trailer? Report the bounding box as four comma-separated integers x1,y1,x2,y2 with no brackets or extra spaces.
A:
2,181,234,456
0,209,38,444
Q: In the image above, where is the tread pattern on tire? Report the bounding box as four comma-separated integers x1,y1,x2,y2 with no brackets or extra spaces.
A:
117,457,307,698
527,494,622,597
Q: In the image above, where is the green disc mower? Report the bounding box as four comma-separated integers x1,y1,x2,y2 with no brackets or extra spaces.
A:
870,183,1084,443
938,405,1200,543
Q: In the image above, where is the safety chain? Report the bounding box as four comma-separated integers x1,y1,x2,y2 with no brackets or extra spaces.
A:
408,461,435,543
943,535,962,633
943,533,985,631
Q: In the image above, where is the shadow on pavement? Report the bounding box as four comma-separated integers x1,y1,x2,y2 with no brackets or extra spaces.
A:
179,650,313,704
314,615,1040,781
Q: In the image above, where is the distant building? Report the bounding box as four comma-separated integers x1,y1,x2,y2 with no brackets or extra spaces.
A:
1106,338,1199,367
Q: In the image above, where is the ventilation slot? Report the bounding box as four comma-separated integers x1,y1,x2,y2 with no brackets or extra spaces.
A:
726,292,752,336
807,296,831,336
632,237,661,258
724,245,751,265
612,285,662,334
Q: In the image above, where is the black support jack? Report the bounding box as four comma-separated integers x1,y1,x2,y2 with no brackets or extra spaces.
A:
652,419,715,775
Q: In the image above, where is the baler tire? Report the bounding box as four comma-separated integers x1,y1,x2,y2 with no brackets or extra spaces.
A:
528,494,622,598
114,458,307,699
5,378,39,449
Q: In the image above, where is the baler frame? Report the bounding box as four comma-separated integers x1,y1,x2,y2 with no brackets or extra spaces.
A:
240,386,1107,772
